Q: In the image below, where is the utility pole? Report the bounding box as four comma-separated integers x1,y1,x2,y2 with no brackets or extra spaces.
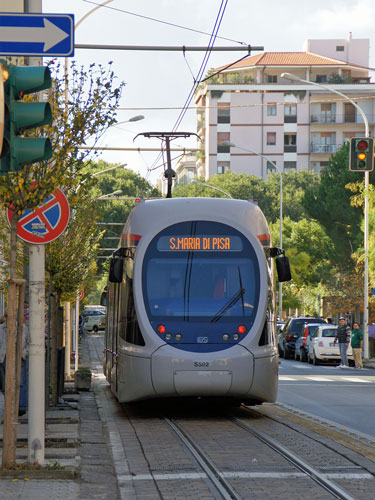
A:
135,132,200,198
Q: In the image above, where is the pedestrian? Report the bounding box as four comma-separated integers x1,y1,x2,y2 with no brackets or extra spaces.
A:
334,317,351,368
351,321,364,370
326,317,333,324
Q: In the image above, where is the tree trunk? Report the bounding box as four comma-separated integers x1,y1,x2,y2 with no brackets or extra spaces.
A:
2,214,20,467
50,294,57,407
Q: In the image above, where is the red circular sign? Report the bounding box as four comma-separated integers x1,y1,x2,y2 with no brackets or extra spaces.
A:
6,188,70,244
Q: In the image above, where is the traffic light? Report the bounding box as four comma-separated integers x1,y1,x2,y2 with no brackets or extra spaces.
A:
349,137,374,172
0,58,52,173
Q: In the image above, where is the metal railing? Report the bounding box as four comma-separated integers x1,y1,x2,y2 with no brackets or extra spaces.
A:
310,143,341,153
311,113,375,124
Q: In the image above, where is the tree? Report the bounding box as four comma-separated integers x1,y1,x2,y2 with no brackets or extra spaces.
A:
0,62,124,467
303,143,365,267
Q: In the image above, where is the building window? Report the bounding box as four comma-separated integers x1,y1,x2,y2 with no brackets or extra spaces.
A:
316,75,327,83
284,161,296,173
217,103,230,124
267,132,276,145
267,75,277,83
284,134,296,152
217,132,230,153
266,161,276,175
284,104,297,123
217,162,230,174
336,45,344,51
267,103,277,116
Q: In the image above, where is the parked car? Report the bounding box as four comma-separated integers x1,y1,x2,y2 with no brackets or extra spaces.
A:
278,316,326,359
294,323,322,362
308,325,354,365
83,310,106,333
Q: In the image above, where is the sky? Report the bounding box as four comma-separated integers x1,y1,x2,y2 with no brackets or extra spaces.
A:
41,0,375,186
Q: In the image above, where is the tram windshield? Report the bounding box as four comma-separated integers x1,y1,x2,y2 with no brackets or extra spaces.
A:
142,221,260,323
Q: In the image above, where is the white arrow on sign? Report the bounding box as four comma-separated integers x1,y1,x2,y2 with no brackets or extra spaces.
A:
1,18,69,52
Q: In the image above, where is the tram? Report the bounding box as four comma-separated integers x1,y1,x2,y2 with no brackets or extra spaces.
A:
103,197,291,404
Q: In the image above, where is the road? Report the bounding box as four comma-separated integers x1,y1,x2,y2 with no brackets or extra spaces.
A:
277,358,375,438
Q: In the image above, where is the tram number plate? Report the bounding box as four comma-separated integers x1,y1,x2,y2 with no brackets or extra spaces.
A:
194,362,210,367
197,336,208,343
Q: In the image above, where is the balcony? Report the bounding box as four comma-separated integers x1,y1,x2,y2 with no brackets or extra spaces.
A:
284,145,297,153
311,143,341,154
311,114,375,124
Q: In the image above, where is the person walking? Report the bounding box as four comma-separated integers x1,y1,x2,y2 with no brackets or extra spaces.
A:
351,321,364,370
334,317,351,368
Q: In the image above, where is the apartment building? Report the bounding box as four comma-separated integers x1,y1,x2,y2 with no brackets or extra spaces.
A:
194,35,375,180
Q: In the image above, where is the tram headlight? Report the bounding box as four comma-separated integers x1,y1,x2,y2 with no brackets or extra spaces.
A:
223,334,230,341
165,333,173,340
175,333,183,341
233,333,240,340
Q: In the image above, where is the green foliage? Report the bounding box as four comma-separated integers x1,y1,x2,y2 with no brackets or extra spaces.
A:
303,143,364,266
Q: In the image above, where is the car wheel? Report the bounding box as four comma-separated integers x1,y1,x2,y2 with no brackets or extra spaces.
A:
308,352,312,364
279,347,284,358
300,349,307,363
93,325,99,333
313,351,320,366
284,348,291,360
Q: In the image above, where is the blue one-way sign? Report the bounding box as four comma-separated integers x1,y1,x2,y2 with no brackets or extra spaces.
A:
0,13,74,57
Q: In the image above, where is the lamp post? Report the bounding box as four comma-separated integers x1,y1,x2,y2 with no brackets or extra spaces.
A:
281,72,370,359
96,189,122,199
191,179,233,198
223,141,283,319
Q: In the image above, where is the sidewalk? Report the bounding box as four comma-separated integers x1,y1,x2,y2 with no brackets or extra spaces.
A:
0,335,120,500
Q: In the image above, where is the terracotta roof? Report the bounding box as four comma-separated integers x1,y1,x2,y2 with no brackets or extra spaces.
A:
216,52,372,71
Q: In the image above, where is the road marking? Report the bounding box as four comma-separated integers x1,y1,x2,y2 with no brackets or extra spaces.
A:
341,377,371,383
305,376,332,382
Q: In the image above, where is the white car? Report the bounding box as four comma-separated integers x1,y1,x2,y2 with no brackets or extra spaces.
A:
83,310,106,333
308,325,353,365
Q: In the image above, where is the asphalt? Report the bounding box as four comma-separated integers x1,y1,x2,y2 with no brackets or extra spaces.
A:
0,334,120,500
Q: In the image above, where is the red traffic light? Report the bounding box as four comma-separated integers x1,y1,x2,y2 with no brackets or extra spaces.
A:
357,140,368,151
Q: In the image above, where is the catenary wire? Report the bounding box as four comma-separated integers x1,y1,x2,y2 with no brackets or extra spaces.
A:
146,0,229,180
81,0,246,45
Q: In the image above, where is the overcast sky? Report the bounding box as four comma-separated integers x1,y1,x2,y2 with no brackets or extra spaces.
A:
43,0,375,184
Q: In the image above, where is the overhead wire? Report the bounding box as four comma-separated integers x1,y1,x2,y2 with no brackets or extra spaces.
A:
81,0,246,45
146,0,229,180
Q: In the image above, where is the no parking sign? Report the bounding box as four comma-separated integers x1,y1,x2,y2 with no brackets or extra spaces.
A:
6,188,70,244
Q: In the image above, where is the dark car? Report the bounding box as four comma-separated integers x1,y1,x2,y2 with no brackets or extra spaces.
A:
294,323,322,362
278,316,326,359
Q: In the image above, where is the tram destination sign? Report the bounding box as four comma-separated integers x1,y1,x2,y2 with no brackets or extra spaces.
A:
0,13,74,57
157,235,243,252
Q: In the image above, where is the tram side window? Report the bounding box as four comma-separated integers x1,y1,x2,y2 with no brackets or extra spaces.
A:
119,257,145,346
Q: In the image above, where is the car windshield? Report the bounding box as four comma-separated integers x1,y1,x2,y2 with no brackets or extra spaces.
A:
322,329,337,338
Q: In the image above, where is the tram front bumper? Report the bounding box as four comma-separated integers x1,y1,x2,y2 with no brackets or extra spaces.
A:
151,344,254,397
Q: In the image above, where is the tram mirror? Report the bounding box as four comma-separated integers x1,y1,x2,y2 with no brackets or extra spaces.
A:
109,258,123,283
276,256,292,282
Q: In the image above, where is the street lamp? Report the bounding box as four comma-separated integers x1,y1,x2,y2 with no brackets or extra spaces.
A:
114,115,145,127
223,141,283,319
281,72,370,359
93,163,127,177
96,189,122,200
191,179,233,198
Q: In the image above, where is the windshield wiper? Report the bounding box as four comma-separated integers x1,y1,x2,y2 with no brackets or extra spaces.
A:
211,287,246,323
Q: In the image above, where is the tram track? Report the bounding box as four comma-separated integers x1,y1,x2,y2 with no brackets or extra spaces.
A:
158,408,374,500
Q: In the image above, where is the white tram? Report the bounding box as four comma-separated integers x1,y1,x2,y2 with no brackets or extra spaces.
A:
103,197,290,404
